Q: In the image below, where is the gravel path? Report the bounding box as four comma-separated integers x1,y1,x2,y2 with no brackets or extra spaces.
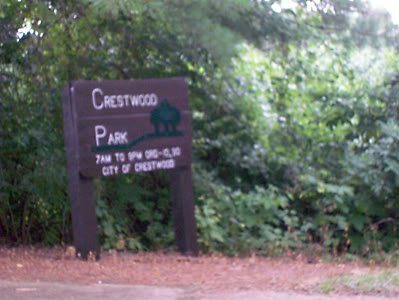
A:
1,281,397,300
0,247,397,299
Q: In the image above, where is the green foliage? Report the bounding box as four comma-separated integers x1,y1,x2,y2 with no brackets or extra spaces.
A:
95,174,174,251
320,270,399,294
194,166,304,254
1,0,399,257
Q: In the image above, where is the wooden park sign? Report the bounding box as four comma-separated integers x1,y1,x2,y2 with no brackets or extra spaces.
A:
62,78,198,259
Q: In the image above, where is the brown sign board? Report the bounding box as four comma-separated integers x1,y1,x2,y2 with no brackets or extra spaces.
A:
62,78,198,260
68,78,192,177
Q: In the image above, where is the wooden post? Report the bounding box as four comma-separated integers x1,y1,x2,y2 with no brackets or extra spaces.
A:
62,86,100,260
171,167,199,256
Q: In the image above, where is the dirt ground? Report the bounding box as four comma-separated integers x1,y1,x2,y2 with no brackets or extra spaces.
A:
0,246,396,298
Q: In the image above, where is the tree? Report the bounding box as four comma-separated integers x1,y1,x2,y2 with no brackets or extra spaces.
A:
1,0,399,255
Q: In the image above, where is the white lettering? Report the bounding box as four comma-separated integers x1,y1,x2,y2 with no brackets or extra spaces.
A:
104,95,111,108
162,148,171,158
134,159,175,173
138,94,144,105
145,149,158,159
92,88,103,110
116,95,124,107
143,94,150,105
107,131,128,145
128,151,143,161
123,94,130,106
150,94,158,105
172,147,181,157
114,152,126,162
130,95,139,106
122,163,131,174
96,154,112,164
95,125,107,146
91,88,158,110
102,165,119,176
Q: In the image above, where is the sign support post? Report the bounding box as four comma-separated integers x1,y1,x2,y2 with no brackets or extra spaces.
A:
171,167,198,255
62,86,101,260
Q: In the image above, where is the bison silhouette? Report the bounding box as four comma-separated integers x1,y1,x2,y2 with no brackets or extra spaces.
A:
150,99,181,133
